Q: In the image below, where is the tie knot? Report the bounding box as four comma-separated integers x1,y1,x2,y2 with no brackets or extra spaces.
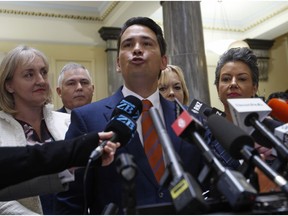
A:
142,99,153,112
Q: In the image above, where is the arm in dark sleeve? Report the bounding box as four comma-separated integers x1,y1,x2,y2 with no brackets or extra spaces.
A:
0,131,99,190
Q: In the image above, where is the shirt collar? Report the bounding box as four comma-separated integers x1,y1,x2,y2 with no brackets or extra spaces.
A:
65,107,72,114
122,85,161,110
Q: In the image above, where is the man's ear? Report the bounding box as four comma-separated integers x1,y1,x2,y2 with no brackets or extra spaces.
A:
116,58,121,73
56,87,62,96
160,55,168,70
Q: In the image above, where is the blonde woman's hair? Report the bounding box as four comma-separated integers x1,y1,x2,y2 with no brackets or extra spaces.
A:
0,45,51,114
159,64,190,105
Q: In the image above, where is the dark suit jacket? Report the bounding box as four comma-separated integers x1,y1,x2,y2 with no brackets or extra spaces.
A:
0,132,99,190
54,87,204,214
57,106,67,113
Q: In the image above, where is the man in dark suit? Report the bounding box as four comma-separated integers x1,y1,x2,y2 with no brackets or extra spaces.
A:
54,17,204,214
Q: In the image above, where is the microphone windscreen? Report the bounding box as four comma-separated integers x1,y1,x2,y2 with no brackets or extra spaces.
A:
207,114,254,159
104,114,137,145
111,95,143,121
267,98,288,123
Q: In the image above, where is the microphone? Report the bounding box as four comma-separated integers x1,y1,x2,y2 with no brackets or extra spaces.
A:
89,114,137,161
228,98,271,135
172,107,257,210
85,96,142,215
251,118,283,150
188,98,226,119
89,95,143,161
115,153,138,215
228,98,288,163
268,98,288,123
207,114,288,195
149,107,208,214
110,95,142,120
101,203,119,215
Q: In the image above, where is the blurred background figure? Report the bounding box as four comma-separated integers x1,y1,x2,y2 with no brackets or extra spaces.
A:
56,62,94,113
266,91,288,104
266,91,288,123
158,64,189,105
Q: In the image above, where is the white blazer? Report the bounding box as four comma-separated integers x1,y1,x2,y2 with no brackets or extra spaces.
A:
0,104,70,215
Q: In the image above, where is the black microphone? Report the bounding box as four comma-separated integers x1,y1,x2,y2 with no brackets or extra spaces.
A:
115,153,138,215
251,118,283,150
101,203,119,215
188,98,226,119
149,107,208,214
89,114,137,161
110,95,142,120
207,114,288,195
89,95,143,161
172,108,257,210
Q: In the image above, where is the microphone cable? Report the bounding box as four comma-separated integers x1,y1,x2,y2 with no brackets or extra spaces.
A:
83,157,93,215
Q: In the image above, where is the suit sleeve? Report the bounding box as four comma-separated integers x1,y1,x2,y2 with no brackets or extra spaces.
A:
0,173,68,201
0,131,99,190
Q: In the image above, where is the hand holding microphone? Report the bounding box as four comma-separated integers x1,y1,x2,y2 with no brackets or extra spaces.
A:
84,96,142,215
97,131,121,166
89,95,142,162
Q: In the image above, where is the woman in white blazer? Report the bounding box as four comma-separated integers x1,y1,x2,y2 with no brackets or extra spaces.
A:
0,45,72,215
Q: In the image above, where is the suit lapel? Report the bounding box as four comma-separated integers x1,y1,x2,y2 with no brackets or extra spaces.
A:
103,89,124,121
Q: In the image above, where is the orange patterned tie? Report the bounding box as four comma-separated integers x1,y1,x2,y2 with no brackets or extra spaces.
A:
141,99,165,182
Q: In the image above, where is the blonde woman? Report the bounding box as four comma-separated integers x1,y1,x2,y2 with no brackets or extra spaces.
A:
158,64,189,105
0,45,71,214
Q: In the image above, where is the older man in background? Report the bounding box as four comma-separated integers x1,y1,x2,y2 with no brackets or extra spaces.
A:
56,62,94,113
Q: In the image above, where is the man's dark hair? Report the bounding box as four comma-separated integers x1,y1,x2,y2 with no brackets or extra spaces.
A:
214,47,259,87
266,91,288,103
117,17,167,56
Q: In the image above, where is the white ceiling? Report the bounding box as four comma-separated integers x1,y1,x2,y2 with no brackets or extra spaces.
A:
0,1,288,52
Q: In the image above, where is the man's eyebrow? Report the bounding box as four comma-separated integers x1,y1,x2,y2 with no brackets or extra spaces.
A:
122,35,155,43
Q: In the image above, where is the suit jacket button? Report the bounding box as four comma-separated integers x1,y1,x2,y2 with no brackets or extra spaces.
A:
158,192,164,198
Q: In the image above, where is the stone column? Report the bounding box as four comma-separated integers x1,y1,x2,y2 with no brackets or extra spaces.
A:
99,27,122,96
161,1,210,105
